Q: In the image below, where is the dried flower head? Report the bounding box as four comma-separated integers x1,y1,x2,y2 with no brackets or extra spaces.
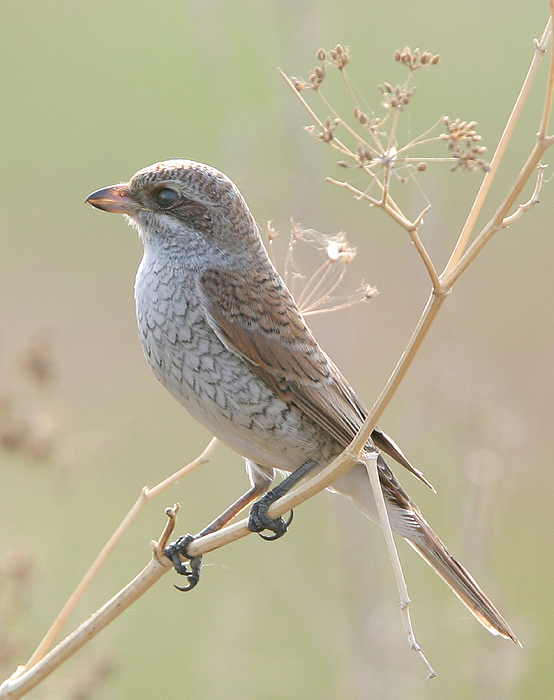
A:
309,64,327,89
353,106,383,133
277,223,376,316
441,116,481,145
290,76,312,92
305,116,340,142
441,117,490,171
329,44,351,70
379,82,416,110
265,221,278,241
286,40,488,200
395,47,440,70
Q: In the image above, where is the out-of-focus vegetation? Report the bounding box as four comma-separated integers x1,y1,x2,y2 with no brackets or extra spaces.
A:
1,2,553,699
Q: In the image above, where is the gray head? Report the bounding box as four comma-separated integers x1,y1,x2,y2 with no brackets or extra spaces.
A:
86,159,264,266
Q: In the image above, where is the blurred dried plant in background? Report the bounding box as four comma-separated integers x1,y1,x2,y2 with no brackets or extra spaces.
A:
0,330,59,462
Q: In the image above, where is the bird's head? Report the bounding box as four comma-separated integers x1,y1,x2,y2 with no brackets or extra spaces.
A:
86,160,261,262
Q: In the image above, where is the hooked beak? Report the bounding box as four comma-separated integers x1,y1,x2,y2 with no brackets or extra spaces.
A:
85,183,139,214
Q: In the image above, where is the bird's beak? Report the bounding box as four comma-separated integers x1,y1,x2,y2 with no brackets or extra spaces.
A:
85,183,139,214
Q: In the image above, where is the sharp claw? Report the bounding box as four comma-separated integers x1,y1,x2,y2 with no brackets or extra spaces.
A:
165,534,202,590
259,529,284,541
173,555,202,591
247,460,316,539
248,494,294,539
257,509,294,540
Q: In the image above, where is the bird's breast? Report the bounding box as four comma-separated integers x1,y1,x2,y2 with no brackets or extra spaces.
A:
133,254,337,470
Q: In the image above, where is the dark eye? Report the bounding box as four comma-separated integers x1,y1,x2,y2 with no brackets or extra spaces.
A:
155,187,179,209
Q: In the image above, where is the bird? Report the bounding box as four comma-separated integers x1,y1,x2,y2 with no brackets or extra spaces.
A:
86,158,520,645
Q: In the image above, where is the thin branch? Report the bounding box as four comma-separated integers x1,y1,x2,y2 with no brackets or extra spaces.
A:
0,511,178,700
364,453,436,679
22,437,219,671
443,17,553,277
538,0,554,139
327,178,409,227
328,180,439,289
444,135,554,289
501,164,545,227
406,206,441,292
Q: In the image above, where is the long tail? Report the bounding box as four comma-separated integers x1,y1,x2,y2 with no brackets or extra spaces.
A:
405,515,521,645
333,462,521,645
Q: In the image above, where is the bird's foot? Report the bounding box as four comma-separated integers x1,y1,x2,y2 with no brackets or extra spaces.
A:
164,534,202,591
248,460,319,540
248,493,294,540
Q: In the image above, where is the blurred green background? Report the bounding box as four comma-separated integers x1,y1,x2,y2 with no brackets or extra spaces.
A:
1,1,553,698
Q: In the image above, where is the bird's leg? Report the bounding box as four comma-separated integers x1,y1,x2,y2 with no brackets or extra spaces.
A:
248,460,319,540
165,460,318,588
198,481,271,537
164,480,270,590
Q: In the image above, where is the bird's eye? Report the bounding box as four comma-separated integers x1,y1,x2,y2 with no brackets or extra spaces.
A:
155,187,179,209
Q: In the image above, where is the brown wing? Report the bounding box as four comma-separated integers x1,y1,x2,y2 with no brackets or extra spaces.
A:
200,266,433,489
200,266,365,448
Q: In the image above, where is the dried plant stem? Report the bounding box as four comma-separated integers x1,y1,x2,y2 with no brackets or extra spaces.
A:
444,15,553,277
296,259,336,309
21,437,219,672
539,1,554,139
364,452,437,679
317,89,376,155
444,131,554,289
0,509,178,700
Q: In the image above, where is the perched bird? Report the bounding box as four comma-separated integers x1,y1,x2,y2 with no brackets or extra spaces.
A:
87,159,519,644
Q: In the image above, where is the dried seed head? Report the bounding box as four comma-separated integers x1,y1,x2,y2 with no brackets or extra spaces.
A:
441,116,483,146
312,117,340,142
380,82,416,110
324,233,356,265
309,63,327,88
329,43,351,69
316,48,326,61
356,142,373,163
326,241,341,262
291,76,312,91
448,139,490,172
395,46,440,70
265,221,278,241
363,284,379,299
417,162,427,171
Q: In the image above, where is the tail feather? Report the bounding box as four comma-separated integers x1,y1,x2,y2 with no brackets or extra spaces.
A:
405,518,521,646
334,463,521,645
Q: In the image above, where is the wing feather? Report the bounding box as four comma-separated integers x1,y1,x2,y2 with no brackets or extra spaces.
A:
199,267,432,488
